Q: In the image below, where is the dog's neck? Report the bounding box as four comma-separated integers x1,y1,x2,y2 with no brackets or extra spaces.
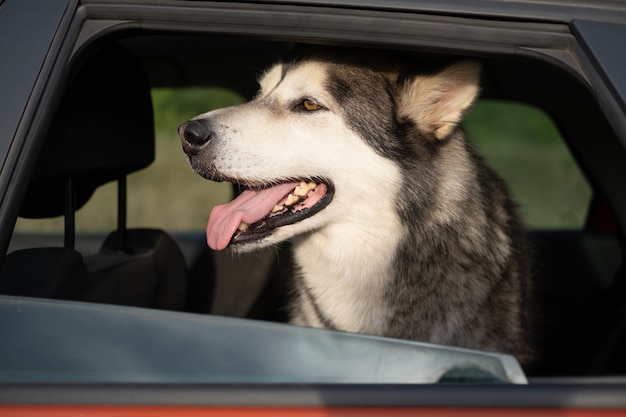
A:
291,201,404,335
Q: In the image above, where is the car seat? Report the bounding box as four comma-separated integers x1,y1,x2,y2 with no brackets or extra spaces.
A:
0,45,188,310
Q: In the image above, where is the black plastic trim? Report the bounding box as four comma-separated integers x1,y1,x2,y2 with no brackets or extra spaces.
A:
76,1,574,60
84,0,626,25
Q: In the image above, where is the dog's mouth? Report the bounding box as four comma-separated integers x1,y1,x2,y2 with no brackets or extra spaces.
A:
207,179,334,250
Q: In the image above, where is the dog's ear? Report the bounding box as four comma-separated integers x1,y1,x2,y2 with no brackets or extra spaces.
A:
399,60,481,140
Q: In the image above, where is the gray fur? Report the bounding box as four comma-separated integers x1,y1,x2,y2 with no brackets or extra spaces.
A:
180,48,533,364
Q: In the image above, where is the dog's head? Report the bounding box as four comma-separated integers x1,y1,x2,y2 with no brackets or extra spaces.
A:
179,49,481,252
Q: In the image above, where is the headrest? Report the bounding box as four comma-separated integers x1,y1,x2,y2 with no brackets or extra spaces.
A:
20,45,155,218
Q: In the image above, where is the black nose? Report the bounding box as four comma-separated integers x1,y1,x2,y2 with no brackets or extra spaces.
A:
179,119,213,153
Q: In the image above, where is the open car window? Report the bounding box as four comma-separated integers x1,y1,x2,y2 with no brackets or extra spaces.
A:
465,99,592,230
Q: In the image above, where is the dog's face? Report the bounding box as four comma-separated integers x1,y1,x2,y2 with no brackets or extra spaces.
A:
179,51,480,252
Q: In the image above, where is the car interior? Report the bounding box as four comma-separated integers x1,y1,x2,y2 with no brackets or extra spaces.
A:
1,31,625,380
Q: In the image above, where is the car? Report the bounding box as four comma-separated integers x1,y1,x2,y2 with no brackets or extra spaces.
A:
1,0,626,414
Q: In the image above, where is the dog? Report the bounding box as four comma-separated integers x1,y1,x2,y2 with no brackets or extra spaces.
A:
179,47,533,364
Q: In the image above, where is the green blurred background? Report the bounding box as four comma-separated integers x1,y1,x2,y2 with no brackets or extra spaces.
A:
15,87,591,233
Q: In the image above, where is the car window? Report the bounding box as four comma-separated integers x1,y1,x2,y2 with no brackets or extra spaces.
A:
464,99,592,230
13,95,591,240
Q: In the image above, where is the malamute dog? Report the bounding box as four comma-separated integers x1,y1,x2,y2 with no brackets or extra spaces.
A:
179,48,533,363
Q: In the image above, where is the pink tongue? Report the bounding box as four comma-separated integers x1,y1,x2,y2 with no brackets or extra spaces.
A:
207,182,300,250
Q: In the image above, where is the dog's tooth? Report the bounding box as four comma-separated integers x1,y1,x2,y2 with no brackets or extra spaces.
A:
272,204,284,213
294,181,316,196
284,193,299,206
293,181,308,197
238,222,249,231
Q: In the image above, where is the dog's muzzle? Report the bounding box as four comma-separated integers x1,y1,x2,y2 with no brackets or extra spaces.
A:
179,119,212,155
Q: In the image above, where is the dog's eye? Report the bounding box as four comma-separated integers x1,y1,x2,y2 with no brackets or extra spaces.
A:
302,99,322,112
